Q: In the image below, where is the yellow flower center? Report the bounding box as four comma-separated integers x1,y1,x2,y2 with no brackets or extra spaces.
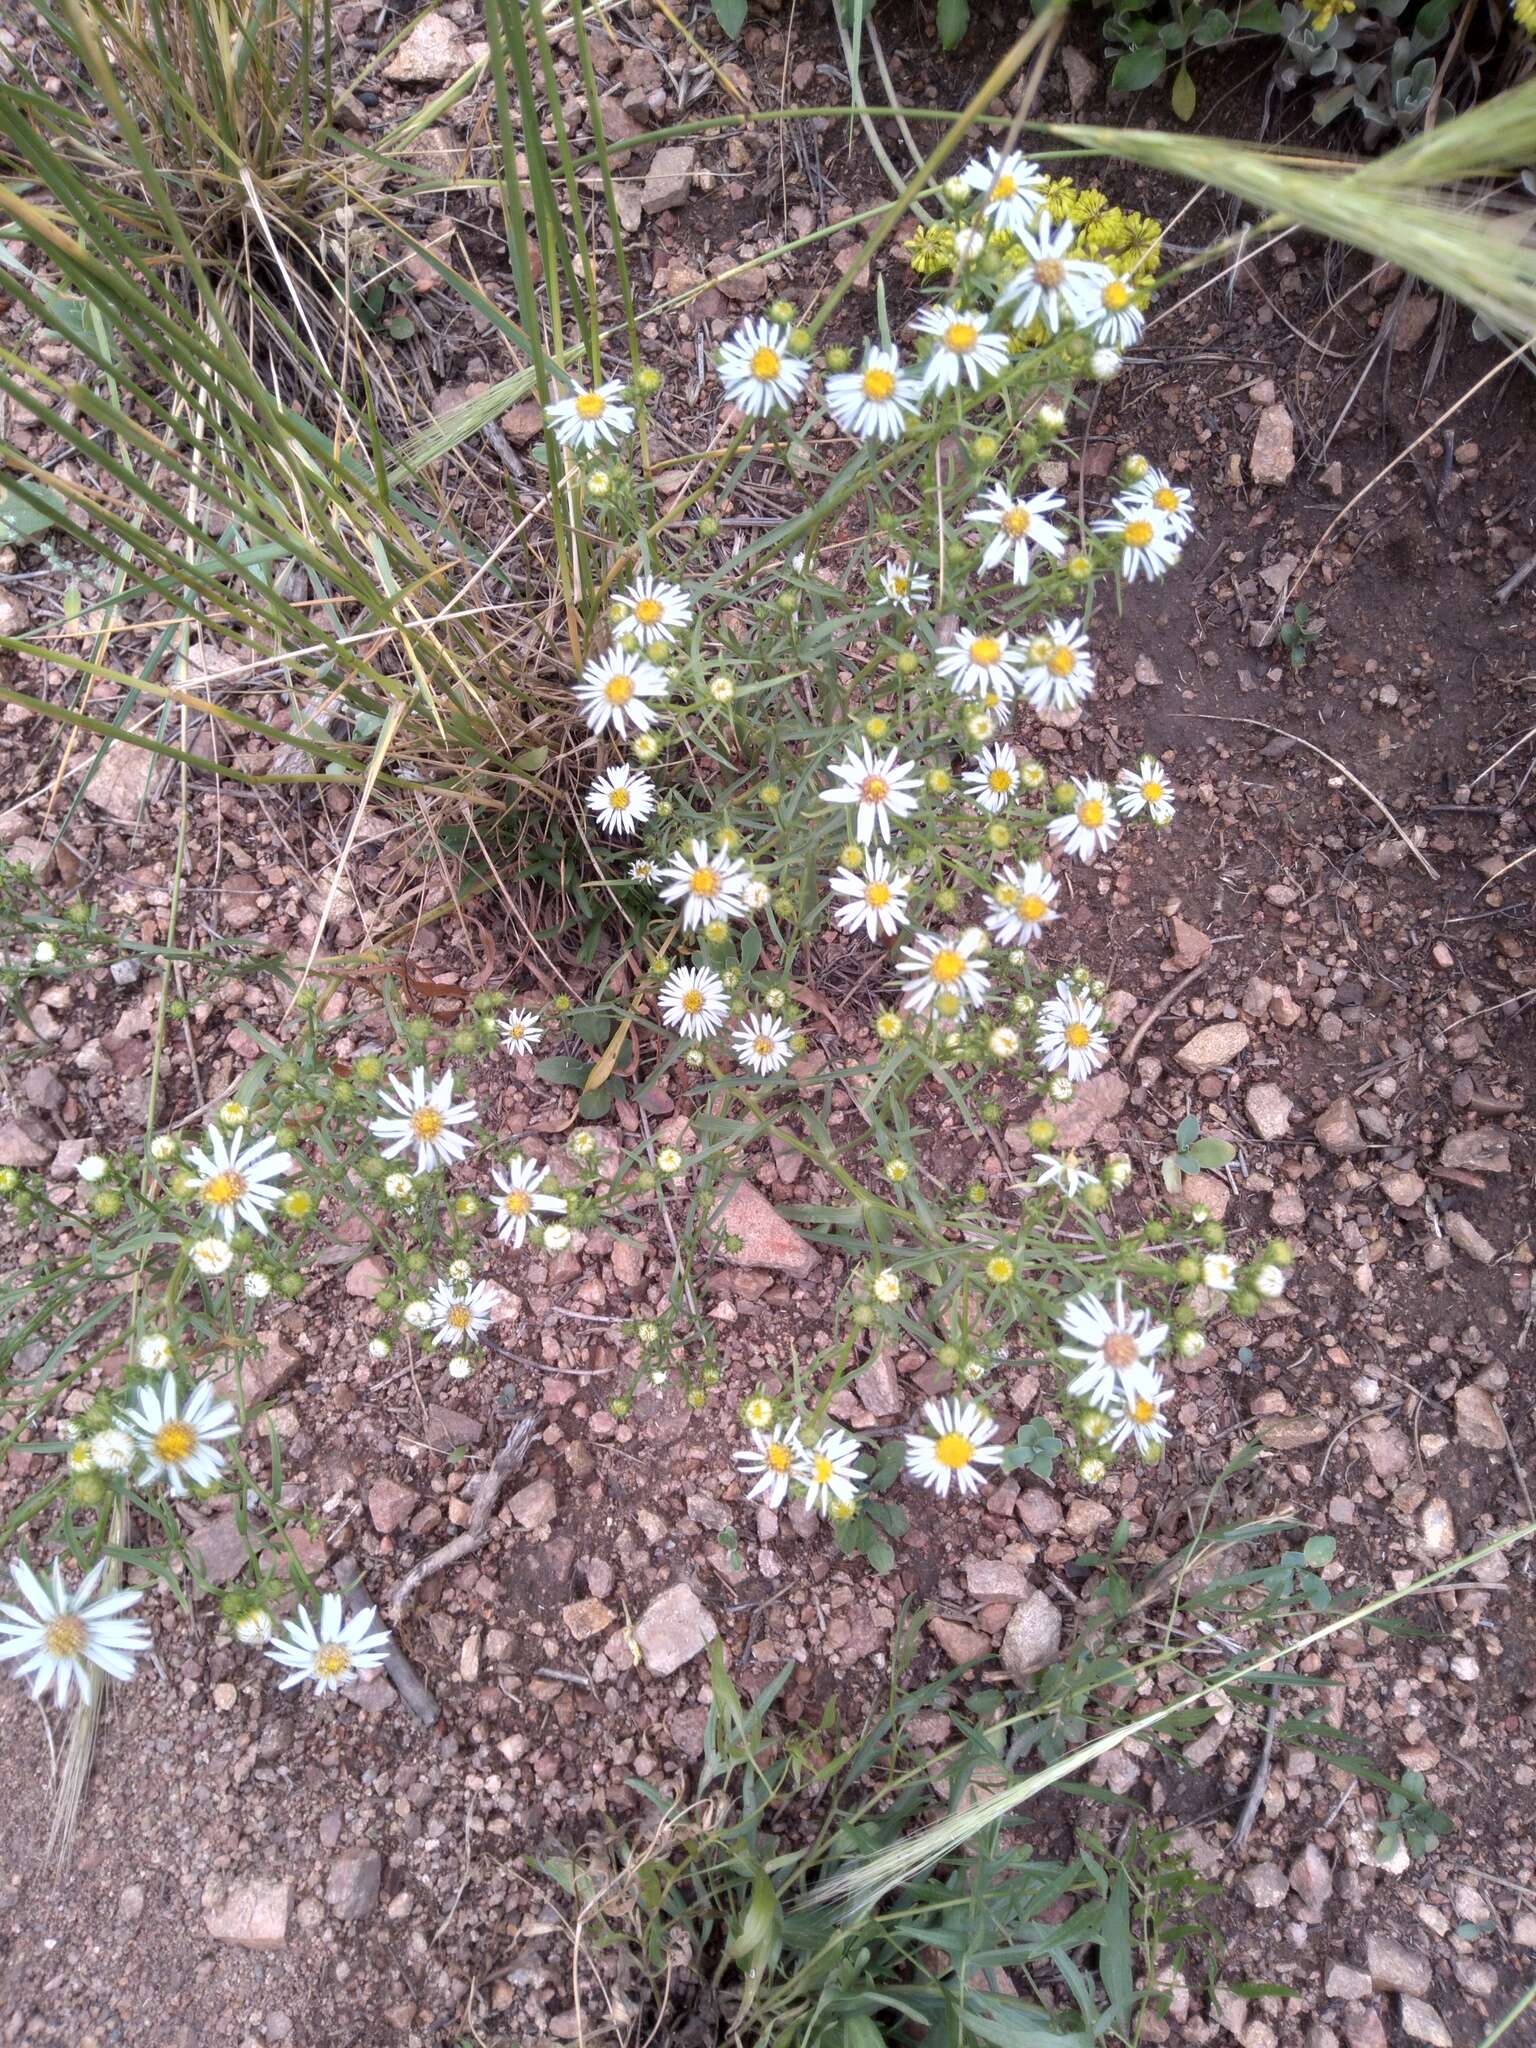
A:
1034,256,1065,288
608,786,631,810
446,1304,472,1330
944,320,978,354
690,866,719,898
154,1418,197,1466
929,947,965,985
866,880,892,908
750,345,782,381
632,596,664,625
753,1036,775,1059
1103,1331,1140,1369
43,1614,88,1661
862,367,896,401
969,636,1001,666
313,1644,352,1680
1153,487,1179,513
1142,780,1164,802
767,1442,793,1471
1064,1021,1091,1049
410,1106,445,1142
681,988,705,1014
1001,507,1032,538
1078,798,1106,828
891,574,909,594
604,672,635,704
988,768,1012,793
991,174,1017,200
934,1431,975,1469
504,1190,531,1216
574,392,606,420
860,773,890,804
1048,646,1077,677
1020,894,1047,921
811,1454,834,1485
202,1170,247,1208
1123,518,1155,549
1103,280,1132,311
1130,1396,1158,1425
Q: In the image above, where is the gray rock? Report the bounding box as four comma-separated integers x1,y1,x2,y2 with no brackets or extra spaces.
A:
383,11,471,83
1314,1095,1365,1156
1251,402,1296,485
1245,1082,1294,1141
1175,1021,1250,1074
1445,1211,1497,1264
1454,1385,1506,1450
641,143,696,215
508,1478,557,1531
424,1403,482,1453
1289,1843,1333,1915
963,1557,1034,1604
1420,1496,1456,1559
118,1882,145,1924
1000,1589,1061,1682
0,1119,49,1168
1325,1964,1372,2001
1439,1127,1511,1175
325,1849,382,1922
205,1878,292,1950
1239,1861,1289,1909
1366,1931,1432,1998
853,1353,901,1417
635,1584,717,1677
1398,1997,1452,2047
1380,1166,1425,1207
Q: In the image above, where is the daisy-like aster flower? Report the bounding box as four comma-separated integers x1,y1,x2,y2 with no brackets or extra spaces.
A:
1115,755,1176,825
904,1396,1007,1499
1106,1364,1173,1457
1202,1253,1238,1292
735,1420,803,1509
896,929,991,1020
879,559,931,612
89,1427,134,1474
370,1068,477,1174
0,1557,150,1708
1068,267,1146,350
427,1278,497,1349
819,739,923,846
185,1125,293,1239
910,304,1011,395
1048,778,1122,863
1093,501,1182,583
491,1156,565,1247
574,649,669,739
794,1428,863,1515
967,483,1067,586
189,1236,234,1277
659,964,729,1041
1057,1281,1168,1409
629,857,660,884
996,216,1089,333
658,837,752,930
545,379,634,452
612,574,692,648
1123,466,1195,543
587,763,656,839
1034,1150,1095,1197
266,1594,391,1696
499,1007,544,1055
962,742,1021,815
124,1371,239,1496
935,626,1024,704
960,147,1046,236
985,860,1059,948
1036,981,1109,1083
733,1012,794,1076
828,848,911,940
716,318,810,418
824,343,922,442
1021,617,1095,714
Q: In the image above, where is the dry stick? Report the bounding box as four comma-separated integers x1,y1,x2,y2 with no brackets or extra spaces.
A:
1230,1660,1288,1853
385,1410,542,1625
1186,713,1439,880
1118,958,1210,1071
333,1551,442,1728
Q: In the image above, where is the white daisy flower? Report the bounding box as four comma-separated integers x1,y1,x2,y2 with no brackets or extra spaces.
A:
895,929,991,1020
819,740,923,846
967,483,1067,586
1089,346,1122,382
185,1125,293,1240
234,1608,273,1646
984,861,1059,948
491,1156,565,1248
935,627,1024,704
574,649,669,739
124,1372,239,1497
67,1441,94,1475
612,574,693,648
1068,267,1146,350
1048,778,1122,863
402,1298,433,1331
367,1338,390,1360
962,742,1021,815
794,1428,863,1515
827,849,912,940
910,304,1011,395
1022,617,1095,714
1093,501,1181,583
33,939,56,964
1115,755,1176,825
659,964,729,1041
742,1396,775,1430
265,1594,391,1696
243,1272,272,1299
1034,1150,1095,1196
1254,1263,1287,1299
959,148,1046,236
988,1025,1021,1059
369,1068,477,1174
138,1334,173,1372
1057,1282,1168,1409
824,344,921,442
0,1557,150,1708
904,1396,1007,1499
447,1356,473,1381
1202,1253,1238,1293
88,1427,134,1474
427,1278,497,1349
735,1419,803,1509
587,763,656,838
148,1134,178,1162
1036,982,1108,1083
733,1012,794,1076
629,857,660,885
543,1222,572,1252
383,1170,414,1202
995,216,1091,333
499,1007,544,1054
716,318,810,418
657,837,752,930
77,1154,107,1183
189,1236,234,1277
545,379,634,452
1123,466,1195,543
1106,1364,1173,1456
879,560,931,612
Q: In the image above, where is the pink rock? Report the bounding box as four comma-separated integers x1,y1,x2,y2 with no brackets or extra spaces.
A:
368,1477,418,1535
344,1255,388,1300
0,1119,48,1168
711,1181,817,1278
205,1878,291,1950
1050,1070,1130,1148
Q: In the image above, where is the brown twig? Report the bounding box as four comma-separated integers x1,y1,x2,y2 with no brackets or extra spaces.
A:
385,1409,542,1624
1231,1664,1287,1853
333,1550,441,1728
1118,958,1210,1070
